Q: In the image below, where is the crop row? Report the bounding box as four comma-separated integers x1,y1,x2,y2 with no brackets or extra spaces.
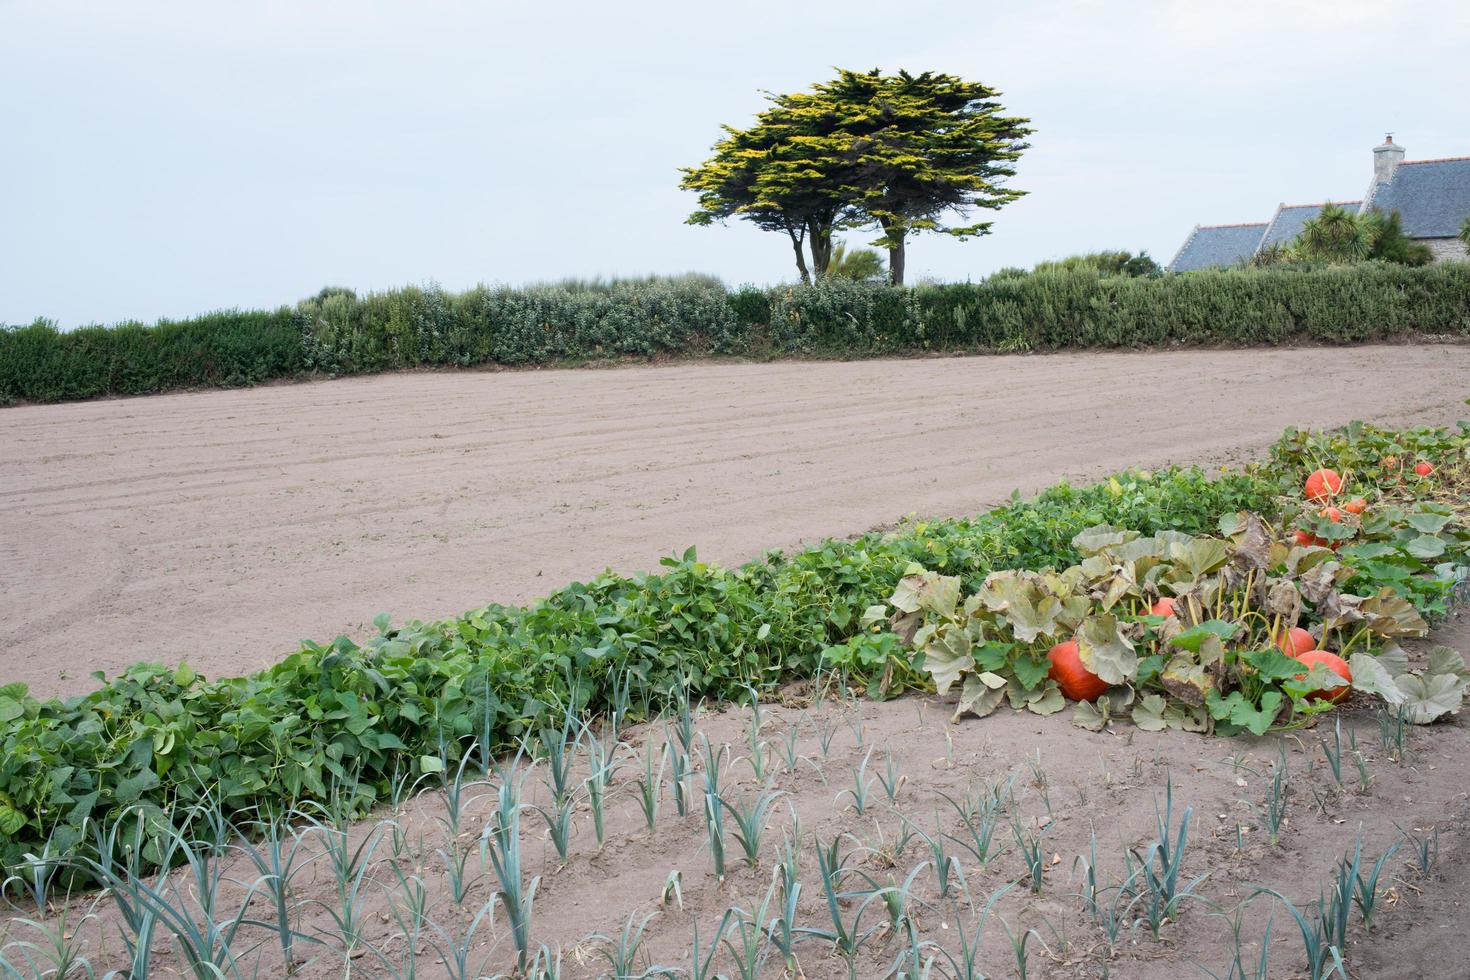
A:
5,263,1470,403
0,422,1465,879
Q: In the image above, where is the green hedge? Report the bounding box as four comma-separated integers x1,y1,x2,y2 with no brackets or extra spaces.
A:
5,264,1470,404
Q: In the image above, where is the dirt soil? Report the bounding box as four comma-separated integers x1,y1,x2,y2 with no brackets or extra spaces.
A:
15,613,1468,979
4,346,1470,699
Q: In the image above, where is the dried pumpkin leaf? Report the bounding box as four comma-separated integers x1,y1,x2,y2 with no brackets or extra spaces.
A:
921,626,974,696
955,672,1007,721
1076,614,1137,685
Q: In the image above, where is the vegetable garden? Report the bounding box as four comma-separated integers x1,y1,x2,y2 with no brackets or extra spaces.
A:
1,420,1467,978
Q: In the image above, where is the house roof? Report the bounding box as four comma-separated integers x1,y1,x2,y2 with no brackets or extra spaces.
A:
1168,222,1268,272
1365,157,1470,237
1259,201,1361,250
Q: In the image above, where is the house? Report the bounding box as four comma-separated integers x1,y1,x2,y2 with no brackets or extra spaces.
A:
1167,137,1470,271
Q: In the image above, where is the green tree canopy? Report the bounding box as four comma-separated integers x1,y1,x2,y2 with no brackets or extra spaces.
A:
681,69,1031,284
680,88,852,283
817,69,1032,284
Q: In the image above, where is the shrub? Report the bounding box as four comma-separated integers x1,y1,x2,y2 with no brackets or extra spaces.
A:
6,264,1470,404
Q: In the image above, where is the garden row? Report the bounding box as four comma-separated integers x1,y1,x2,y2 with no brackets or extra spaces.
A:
5,262,1470,403
0,423,1465,876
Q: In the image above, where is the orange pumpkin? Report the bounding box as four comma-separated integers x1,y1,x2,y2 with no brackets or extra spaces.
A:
1414,461,1434,477
1150,596,1176,618
1293,650,1352,703
1047,640,1109,702
1304,469,1343,502
1318,506,1343,523
1343,497,1366,515
1274,626,1315,656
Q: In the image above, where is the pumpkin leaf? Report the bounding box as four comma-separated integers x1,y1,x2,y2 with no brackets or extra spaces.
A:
1393,672,1465,725
1169,620,1239,652
921,626,974,696
1205,689,1282,736
1161,657,1214,705
954,673,1006,721
1071,525,1138,557
1405,535,1446,560
1243,647,1309,682
1359,589,1428,638
1010,652,1050,690
1072,700,1108,731
1024,684,1065,716
1132,694,1170,732
1347,652,1406,706
1406,512,1451,534
1427,645,1469,680
1076,614,1137,686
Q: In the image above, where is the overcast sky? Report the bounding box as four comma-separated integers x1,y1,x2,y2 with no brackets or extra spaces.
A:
3,0,1469,327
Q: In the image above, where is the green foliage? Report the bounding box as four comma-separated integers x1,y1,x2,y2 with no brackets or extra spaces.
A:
1460,215,1470,250
1295,203,1376,264
824,242,886,282
681,68,1031,284
811,69,1032,284
1288,205,1432,267
8,265,1470,405
0,455,1278,875
0,310,304,404
1030,250,1161,278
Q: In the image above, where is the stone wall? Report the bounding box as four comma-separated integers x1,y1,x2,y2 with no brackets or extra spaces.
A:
1421,237,1469,263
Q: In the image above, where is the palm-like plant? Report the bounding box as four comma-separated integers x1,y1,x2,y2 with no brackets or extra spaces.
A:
1295,203,1375,264
824,241,887,281
1459,215,1470,253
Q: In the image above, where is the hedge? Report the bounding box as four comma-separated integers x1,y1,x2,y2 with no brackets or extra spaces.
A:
4,264,1470,404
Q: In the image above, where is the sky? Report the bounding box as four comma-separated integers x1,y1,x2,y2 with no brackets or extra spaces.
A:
3,0,1469,327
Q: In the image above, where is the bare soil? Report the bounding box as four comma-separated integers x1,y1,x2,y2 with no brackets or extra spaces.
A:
3,345,1470,698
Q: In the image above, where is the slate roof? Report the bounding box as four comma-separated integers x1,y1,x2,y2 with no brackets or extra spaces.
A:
1259,201,1361,250
1364,157,1470,238
1168,222,1268,272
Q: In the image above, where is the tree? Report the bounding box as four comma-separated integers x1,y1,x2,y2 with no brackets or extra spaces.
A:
681,90,853,282
1291,204,1431,266
682,69,1031,285
1294,203,1374,263
1460,215,1470,253
818,69,1032,285
1363,210,1432,266
825,241,886,281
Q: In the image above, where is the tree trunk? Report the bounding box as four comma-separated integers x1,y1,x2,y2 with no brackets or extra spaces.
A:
888,234,906,286
786,226,810,284
808,221,834,280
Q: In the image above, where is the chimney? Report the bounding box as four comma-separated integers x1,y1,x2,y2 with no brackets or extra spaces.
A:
1373,133,1405,185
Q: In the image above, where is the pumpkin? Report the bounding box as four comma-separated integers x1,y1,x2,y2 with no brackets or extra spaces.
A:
1274,626,1315,656
1318,506,1343,523
1343,497,1367,515
1304,469,1343,502
1293,529,1324,547
1047,640,1109,702
1150,596,1176,618
1293,650,1352,703
1414,461,1434,476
